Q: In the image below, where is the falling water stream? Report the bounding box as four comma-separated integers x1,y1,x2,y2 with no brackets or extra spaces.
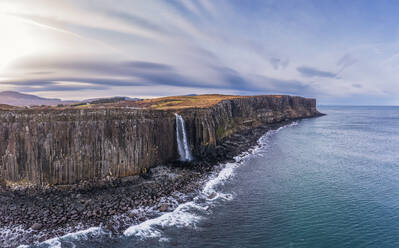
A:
175,113,192,161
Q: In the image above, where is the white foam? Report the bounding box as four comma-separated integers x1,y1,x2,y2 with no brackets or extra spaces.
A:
159,237,170,242
202,162,239,195
124,201,205,238
201,123,299,197
1,225,33,248
41,227,106,248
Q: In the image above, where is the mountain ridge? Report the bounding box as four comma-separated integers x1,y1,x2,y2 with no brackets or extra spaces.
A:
0,91,77,106
0,91,140,107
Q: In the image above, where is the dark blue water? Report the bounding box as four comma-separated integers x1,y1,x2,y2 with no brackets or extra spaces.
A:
37,106,399,248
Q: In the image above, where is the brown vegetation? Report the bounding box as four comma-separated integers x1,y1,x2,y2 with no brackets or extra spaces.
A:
0,104,21,110
114,94,287,110
0,94,286,111
126,94,246,109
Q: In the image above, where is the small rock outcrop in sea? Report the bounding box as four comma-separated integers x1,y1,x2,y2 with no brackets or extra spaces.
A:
0,95,322,186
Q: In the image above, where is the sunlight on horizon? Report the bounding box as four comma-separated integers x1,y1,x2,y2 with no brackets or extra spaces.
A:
0,13,40,72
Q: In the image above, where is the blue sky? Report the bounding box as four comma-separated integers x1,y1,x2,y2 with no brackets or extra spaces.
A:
0,0,399,104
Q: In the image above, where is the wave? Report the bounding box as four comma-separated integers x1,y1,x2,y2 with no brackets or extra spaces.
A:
40,227,106,248
22,121,297,247
123,201,206,238
1,225,33,248
15,227,107,248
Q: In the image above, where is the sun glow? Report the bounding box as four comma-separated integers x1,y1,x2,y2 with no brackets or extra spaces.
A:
0,14,39,72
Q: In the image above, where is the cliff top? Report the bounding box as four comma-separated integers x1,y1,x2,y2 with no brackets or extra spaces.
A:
0,104,21,110
76,94,291,110
0,94,292,111
116,94,248,110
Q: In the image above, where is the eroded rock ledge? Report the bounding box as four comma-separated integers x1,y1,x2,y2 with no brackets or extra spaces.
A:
0,95,322,187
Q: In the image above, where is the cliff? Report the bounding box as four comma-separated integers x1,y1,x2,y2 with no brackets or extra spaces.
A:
0,95,322,186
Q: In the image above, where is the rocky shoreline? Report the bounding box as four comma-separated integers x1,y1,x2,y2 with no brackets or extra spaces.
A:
0,120,302,247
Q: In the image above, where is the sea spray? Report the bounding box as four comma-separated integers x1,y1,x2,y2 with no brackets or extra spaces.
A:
41,227,106,248
123,202,205,238
175,113,193,161
13,226,108,248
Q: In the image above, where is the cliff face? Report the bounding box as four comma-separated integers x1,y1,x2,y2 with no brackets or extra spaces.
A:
0,95,321,186
182,95,320,158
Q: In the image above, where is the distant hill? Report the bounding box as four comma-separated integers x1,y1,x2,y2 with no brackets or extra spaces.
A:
0,91,142,107
83,96,142,104
0,104,21,110
0,91,77,106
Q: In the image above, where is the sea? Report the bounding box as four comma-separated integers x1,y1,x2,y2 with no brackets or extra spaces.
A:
24,106,399,247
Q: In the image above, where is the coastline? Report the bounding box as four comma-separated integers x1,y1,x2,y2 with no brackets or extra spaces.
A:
0,119,309,247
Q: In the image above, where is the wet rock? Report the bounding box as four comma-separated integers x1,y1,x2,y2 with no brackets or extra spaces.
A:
208,192,217,199
31,223,43,230
158,203,169,212
128,212,137,218
106,223,116,233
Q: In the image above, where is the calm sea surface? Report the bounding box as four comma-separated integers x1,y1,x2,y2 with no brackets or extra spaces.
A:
35,106,399,248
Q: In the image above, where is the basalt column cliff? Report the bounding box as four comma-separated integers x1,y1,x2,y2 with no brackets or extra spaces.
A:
0,95,322,186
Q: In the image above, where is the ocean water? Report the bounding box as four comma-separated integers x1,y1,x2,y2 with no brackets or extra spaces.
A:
30,106,399,248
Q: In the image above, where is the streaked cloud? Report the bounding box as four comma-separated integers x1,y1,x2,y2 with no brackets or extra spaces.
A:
0,0,398,104
297,66,337,78
269,57,289,70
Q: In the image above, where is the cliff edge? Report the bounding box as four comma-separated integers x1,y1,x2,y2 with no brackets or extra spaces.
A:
0,95,322,186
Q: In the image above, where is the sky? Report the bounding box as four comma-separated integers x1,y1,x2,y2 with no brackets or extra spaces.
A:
1,0,399,105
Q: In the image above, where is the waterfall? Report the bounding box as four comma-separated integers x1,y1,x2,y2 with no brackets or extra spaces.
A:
175,113,193,161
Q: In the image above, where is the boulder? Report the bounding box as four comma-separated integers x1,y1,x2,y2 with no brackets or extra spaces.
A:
31,223,43,231
208,192,217,199
128,212,137,218
158,203,169,212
